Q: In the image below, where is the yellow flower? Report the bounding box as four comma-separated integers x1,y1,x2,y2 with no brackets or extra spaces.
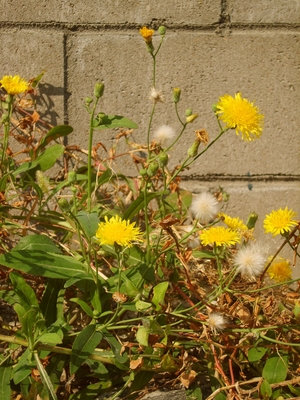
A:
216,92,263,141
0,75,29,95
268,257,292,283
264,207,298,237
139,26,154,43
219,213,248,232
96,215,142,247
200,226,241,247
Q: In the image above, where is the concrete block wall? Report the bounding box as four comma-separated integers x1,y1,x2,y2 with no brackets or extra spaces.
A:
1,1,299,255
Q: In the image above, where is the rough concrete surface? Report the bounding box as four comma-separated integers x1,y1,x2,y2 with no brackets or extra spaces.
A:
0,1,299,238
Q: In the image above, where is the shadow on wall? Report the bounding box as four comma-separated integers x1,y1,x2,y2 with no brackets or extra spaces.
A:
36,82,71,127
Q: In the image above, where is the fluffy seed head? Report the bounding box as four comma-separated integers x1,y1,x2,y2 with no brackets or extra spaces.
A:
190,192,219,223
153,124,175,144
234,243,266,279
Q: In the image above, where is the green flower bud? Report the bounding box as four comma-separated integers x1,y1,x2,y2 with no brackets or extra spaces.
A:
158,152,169,166
212,103,218,113
246,212,258,229
139,168,148,178
147,160,159,177
85,96,93,106
187,141,200,157
185,109,193,117
58,198,70,213
186,113,198,123
67,171,77,184
158,26,166,36
146,41,155,53
94,82,104,99
1,113,9,124
172,87,181,103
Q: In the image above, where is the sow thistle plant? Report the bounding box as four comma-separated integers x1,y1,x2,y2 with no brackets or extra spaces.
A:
0,27,300,400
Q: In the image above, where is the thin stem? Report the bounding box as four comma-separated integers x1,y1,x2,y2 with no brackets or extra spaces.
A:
87,97,99,212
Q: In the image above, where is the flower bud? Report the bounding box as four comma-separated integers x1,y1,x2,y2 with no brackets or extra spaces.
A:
158,26,166,36
172,88,181,104
1,113,9,124
246,212,258,229
212,103,218,113
186,114,198,123
139,168,148,177
146,41,155,53
58,198,70,213
185,109,193,117
158,151,169,166
85,97,93,106
67,171,77,184
94,82,104,99
147,161,159,177
187,141,200,157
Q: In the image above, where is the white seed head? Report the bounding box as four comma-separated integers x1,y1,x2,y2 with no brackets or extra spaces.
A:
190,192,219,223
234,243,266,279
208,313,227,332
150,87,165,103
153,124,175,144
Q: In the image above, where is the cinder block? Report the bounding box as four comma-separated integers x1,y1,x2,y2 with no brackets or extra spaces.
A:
0,0,220,25
67,30,300,176
228,0,300,24
182,179,300,262
0,30,65,126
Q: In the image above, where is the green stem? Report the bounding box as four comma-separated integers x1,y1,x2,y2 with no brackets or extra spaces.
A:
87,97,99,212
1,96,13,174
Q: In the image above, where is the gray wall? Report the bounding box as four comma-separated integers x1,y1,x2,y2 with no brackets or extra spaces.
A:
1,1,299,250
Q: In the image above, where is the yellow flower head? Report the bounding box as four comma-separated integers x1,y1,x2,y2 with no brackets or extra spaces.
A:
219,213,248,232
200,226,241,247
96,215,142,247
216,92,263,141
139,27,154,43
268,257,292,283
264,207,298,237
0,75,29,95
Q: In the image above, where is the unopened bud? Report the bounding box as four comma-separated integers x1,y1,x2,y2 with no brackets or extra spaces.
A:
67,171,77,184
58,198,70,213
186,114,198,123
185,109,193,117
147,161,159,177
158,152,168,166
1,113,9,124
172,88,181,104
94,82,104,99
139,168,148,177
187,141,200,157
212,103,218,113
246,212,258,229
85,97,93,106
158,26,166,36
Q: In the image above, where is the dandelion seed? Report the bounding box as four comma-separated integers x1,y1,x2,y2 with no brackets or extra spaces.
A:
208,313,227,332
95,215,142,247
150,87,165,103
234,243,265,279
0,75,29,95
264,207,298,237
216,92,263,141
190,192,219,223
200,226,241,247
153,124,175,144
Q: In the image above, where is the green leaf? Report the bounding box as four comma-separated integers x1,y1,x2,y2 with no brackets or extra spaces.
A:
70,324,103,375
186,383,203,400
0,357,12,400
36,333,63,346
70,298,94,318
37,125,73,153
152,281,168,311
33,351,58,400
69,381,112,400
40,279,65,326
0,250,93,280
12,348,33,385
13,235,61,253
259,379,272,399
93,114,138,130
135,300,152,312
136,326,150,347
130,371,154,392
10,271,39,310
102,330,128,364
35,144,64,171
76,211,99,238
12,159,39,176
248,346,268,362
262,355,288,384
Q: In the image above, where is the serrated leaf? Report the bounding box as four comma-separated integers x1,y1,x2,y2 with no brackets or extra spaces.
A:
70,325,103,375
152,281,168,311
0,251,93,280
262,355,288,384
93,114,138,130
